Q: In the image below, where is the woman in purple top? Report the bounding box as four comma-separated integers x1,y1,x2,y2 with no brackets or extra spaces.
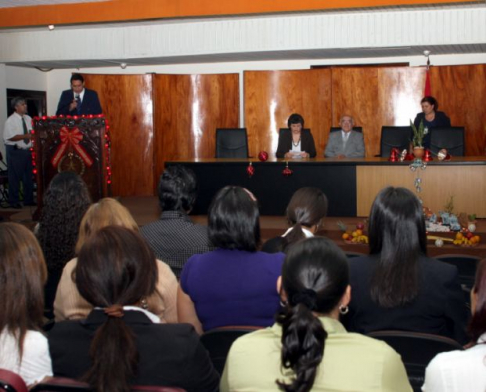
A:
178,186,284,333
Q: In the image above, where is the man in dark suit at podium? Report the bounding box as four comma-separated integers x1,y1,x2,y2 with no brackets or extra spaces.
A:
56,73,102,116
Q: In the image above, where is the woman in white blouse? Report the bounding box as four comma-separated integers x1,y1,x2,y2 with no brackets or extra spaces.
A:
423,258,486,392
0,223,52,386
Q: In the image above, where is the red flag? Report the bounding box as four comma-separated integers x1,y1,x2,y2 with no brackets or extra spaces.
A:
424,70,431,96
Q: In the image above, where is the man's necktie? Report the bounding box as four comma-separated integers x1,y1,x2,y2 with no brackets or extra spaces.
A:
22,117,29,145
76,96,82,115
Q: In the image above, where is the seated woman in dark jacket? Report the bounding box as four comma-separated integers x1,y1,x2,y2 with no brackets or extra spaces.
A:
276,113,317,158
48,226,219,392
412,96,451,149
346,186,468,344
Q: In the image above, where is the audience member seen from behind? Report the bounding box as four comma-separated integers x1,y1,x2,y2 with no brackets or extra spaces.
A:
262,187,328,253
324,115,365,158
346,187,467,343
423,258,486,392
178,186,284,334
221,237,411,392
412,96,451,151
37,171,91,318
276,113,317,159
48,226,219,392
54,198,178,323
140,165,213,278
0,223,53,386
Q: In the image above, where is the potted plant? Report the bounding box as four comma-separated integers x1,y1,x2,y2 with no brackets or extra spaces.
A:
410,119,426,158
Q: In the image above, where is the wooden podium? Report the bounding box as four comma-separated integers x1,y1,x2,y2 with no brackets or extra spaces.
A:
32,115,111,204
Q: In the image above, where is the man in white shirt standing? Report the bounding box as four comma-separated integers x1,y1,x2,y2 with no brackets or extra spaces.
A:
3,97,35,209
324,115,365,158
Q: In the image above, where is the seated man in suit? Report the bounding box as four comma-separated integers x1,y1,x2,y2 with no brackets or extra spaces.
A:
324,115,365,158
56,73,102,116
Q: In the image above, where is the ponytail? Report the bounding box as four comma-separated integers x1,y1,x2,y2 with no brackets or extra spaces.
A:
82,309,138,392
282,223,306,252
276,299,326,392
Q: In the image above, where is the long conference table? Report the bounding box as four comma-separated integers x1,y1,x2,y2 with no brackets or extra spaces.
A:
165,157,486,218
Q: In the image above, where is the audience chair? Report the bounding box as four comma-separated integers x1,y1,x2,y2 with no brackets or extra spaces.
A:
215,128,249,158
0,369,28,392
330,126,363,133
345,251,367,258
379,126,412,157
0,151,8,208
429,127,465,156
434,253,480,308
200,326,261,375
368,330,463,392
30,378,186,392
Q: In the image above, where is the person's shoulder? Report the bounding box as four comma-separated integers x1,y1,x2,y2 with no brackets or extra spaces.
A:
229,327,274,352
24,329,49,345
345,331,402,358
84,88,99,95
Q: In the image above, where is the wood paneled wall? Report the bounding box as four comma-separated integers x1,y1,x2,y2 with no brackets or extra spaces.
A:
82,64,486,196
83,74,154,196
331,66,424,157
244,69,332,157
430,65,486,156
152,74,239,185
245,65,486,158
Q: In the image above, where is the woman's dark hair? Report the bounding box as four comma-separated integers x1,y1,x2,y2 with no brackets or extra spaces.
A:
282,187,328,251
276,237,349,392
0,223,47,360
368,187,427,308
468,259,486,344
37,172,91,314
37,172,91,273
287,113,304,128
76,226,157,392
158,165,197,212
421,96,438,110
208,186,260,251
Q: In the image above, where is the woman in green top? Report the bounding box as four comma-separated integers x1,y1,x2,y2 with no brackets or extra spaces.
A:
221,237,412,392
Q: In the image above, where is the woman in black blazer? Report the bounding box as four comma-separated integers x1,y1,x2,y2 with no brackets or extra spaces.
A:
48,226,219,392
413,96,451,149
345,187,468,344
276,113,317,158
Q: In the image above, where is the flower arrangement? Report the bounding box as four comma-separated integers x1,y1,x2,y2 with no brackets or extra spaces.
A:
410,119,426,148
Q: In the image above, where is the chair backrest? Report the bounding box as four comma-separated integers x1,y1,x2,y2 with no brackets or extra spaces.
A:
0,369,28,392
379,126,411,157
200,326,261,375
368,330,463,391
30,378,186,392
330,126,363,133
215,128,249,158
429,127,465,156
345,251,367,258
434,254,480,290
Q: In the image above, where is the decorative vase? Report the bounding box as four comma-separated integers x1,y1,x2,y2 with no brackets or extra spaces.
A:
413,147,425,159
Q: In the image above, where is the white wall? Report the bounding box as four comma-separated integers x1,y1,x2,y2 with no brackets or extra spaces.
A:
45,52,486,121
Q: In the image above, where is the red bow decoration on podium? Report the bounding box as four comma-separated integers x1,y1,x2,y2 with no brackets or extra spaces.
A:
51,126,94,168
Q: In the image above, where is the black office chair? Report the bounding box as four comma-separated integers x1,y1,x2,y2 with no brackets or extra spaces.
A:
215,128,249,158
429,127,465,156
434,254,480,298
379,126,412,157
0,368,28,392
31,377,186,392
330,126,363,133
200,326,260,375
368,331,463,392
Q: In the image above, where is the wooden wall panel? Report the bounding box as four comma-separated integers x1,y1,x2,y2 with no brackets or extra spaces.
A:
332,67,425,157
153,74,239,185
431,65,486,156
244,69,332,158
83,74,154,196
